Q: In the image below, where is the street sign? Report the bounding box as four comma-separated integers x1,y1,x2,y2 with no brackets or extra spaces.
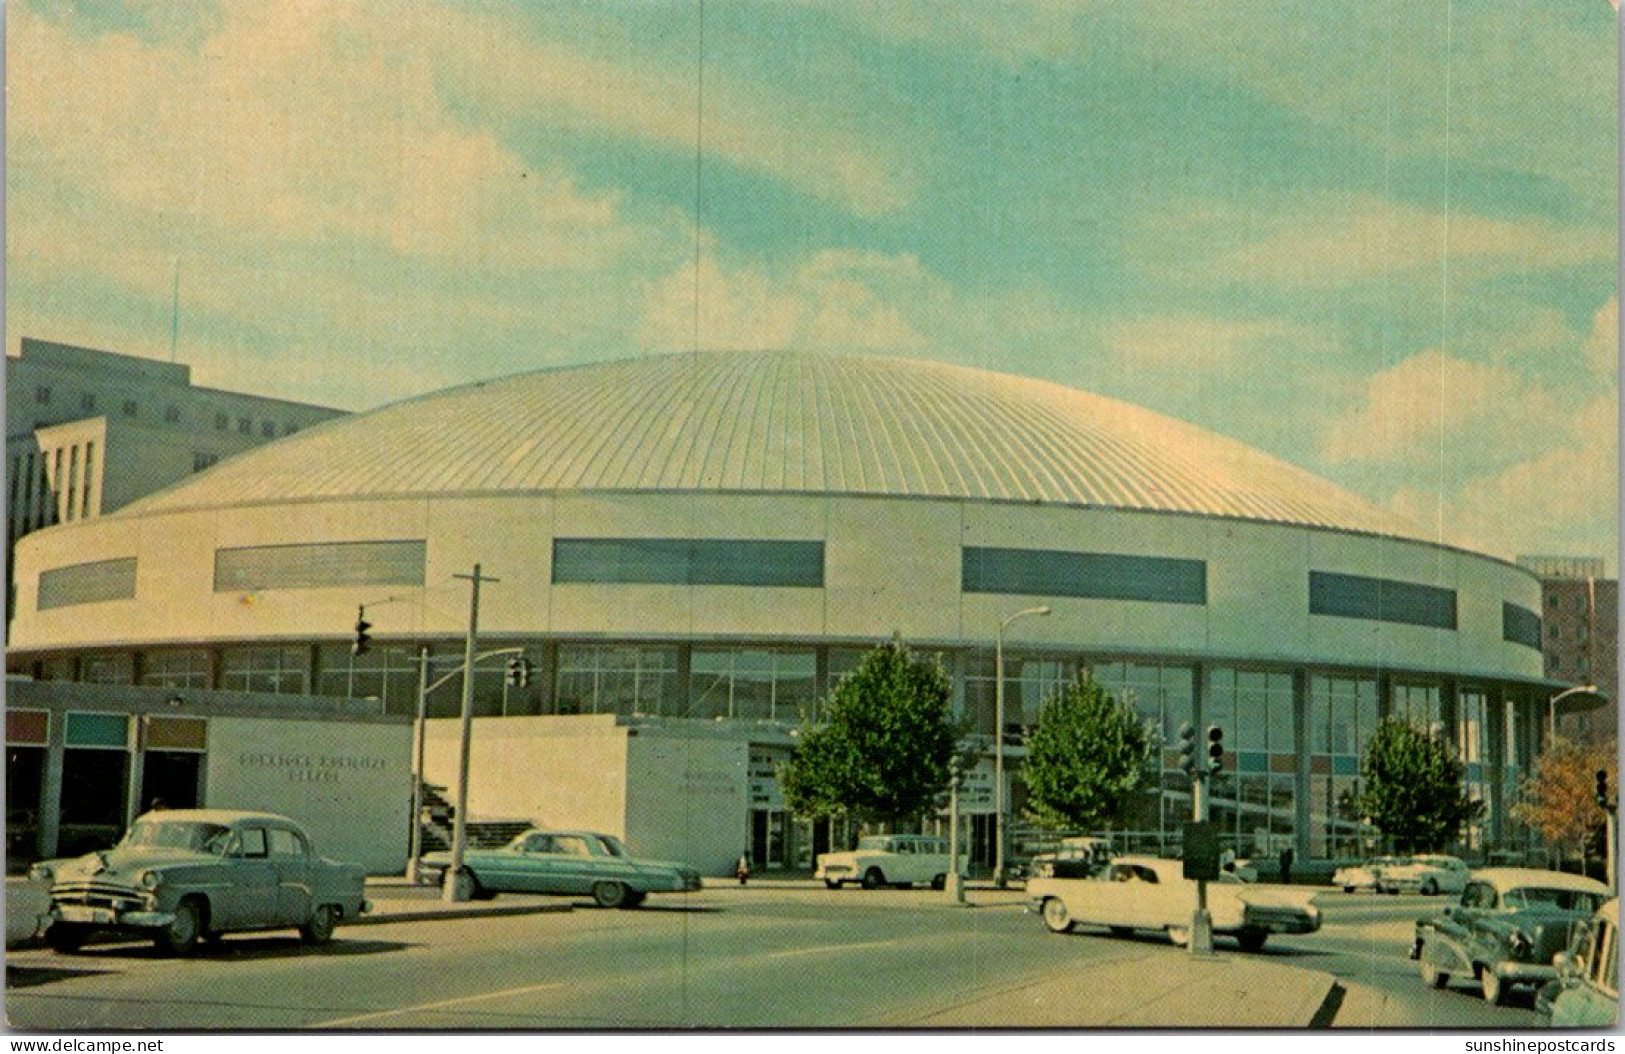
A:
1183,820,1219,881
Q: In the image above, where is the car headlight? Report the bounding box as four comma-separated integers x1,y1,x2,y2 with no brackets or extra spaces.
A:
28,864,53,883
139,870,162,891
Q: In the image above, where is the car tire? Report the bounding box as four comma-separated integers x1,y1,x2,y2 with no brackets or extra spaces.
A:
1420,961,1449,989
468,873,496,901
156,897,203,956
45,923,89,954
1421,878,1439,896
1236,930,1268,953
623,891,647,909
299,904,337,946
1481,969,1508,1006
824,880,841,890
1040,897,1075,934
861,868,885,890
930,874,946,891
1166,926,1190,948
1344,886,1356,894
593,881,630,909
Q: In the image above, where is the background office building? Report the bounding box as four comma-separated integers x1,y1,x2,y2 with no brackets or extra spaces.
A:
6,338,345,622
8,351,1562,875
1517,555,1618,740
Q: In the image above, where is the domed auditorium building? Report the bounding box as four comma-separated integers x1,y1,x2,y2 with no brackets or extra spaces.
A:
8,352,1556,875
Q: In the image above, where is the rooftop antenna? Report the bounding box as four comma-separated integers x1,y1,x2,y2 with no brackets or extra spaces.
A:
169,258,180,363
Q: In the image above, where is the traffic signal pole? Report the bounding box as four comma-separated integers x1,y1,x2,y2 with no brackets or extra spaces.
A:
1191,772,1214,957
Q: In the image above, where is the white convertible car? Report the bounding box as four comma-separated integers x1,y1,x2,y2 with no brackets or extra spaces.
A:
1027,856,1321,953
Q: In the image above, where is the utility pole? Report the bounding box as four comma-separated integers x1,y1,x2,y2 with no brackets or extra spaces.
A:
444,564,499,902
406,646,429,884
946,756,966,905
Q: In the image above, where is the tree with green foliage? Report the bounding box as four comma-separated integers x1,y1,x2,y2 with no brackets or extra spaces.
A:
1357,719,1483,852
1021,674,1155,831
779,637,957,827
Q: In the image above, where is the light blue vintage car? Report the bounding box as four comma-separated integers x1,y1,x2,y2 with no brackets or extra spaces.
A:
33,810,368,955
421,830,702,908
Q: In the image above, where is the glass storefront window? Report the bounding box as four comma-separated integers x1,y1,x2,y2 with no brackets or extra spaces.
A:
313,644,425,715
1207,667,1296,856
1391,681,1442,734
689,647,815,723
140,649,212,690
220,646,308,695
556,644,679,718
80,653,134,685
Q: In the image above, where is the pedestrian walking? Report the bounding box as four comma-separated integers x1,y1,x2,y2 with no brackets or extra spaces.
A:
1279,845,1295,885
736,851,751,885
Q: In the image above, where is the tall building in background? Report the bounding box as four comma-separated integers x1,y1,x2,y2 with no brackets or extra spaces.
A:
5,338,348,622
1518,555,1619,741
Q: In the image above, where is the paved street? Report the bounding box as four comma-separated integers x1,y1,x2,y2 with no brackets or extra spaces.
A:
6,885,1539,1030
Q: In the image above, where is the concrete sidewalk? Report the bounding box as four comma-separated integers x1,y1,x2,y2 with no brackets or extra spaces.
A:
880,945,1339,1028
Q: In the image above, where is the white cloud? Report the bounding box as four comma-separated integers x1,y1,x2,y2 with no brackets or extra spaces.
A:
1585,296,1619,382
639,250,932,353
1321,349,1563,464
1216,196,1611,290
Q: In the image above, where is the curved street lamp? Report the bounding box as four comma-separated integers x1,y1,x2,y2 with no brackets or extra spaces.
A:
993,604,1051,888
1548,684,1607,745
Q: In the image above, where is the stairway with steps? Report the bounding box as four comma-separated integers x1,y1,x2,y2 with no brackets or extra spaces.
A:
416,781,534,853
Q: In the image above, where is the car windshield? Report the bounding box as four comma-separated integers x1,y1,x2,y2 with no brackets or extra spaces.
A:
596,835,627,858
121,820,231,853
856,837,891,851
1503,887,1603,913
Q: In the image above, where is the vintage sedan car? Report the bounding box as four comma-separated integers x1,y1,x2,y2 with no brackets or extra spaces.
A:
31,809,368,955
1537,899,1618,1027
1380,854,1471,896
1333,855,1405,893
1026,837,1113,879
420,830,702,908
1412,868,1609,1005
816,834,953,890
1026,855,1321,952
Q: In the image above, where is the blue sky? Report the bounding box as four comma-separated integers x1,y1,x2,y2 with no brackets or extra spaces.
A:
7,0,1618,565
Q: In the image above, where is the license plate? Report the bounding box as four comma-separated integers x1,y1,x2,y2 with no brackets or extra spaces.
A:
57,906,115,925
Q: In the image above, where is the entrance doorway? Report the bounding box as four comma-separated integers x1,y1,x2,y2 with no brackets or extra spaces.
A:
7,747,44,869
140,750,203,812
750,809,787,870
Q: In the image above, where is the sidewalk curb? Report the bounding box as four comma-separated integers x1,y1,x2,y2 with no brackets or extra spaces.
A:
347,902,573,926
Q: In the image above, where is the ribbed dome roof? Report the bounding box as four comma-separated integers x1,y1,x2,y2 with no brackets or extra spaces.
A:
122,351,1423,539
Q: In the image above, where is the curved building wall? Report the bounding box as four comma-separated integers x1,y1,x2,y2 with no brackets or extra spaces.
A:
11,490,1542,683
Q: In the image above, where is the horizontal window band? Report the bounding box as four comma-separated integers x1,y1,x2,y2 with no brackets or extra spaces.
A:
552,538,824,588
962,546,1206,605
214,540,426,593
38,557,137,611
1308,570,1456,631
1501,601,1542,652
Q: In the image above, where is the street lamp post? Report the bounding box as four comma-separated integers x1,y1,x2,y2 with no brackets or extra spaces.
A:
993,604,1051,889
1548,684,1602,746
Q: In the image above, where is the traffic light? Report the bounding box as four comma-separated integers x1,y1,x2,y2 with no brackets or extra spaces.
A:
1177,721,1199,778
351,606,372,656
1597,770,1611,810
505,656,531,688
1206,725,1225,774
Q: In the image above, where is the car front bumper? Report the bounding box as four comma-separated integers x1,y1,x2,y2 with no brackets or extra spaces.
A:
1489,961,1559,985
48,904,176,931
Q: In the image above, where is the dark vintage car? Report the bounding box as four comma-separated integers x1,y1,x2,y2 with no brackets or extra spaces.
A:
32,810,369,955
421,830,702,908
1412,868,1609,1005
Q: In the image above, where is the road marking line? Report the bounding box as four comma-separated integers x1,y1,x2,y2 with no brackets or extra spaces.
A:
315,981,567,1028
758,938,902,961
